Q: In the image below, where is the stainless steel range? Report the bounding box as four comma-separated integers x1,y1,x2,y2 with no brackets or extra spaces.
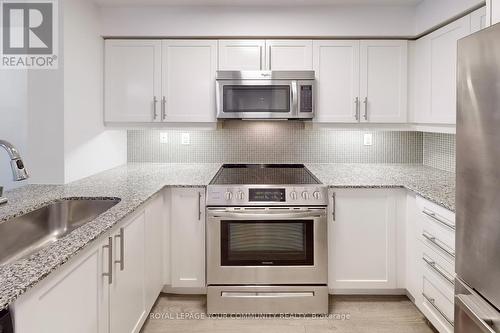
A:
206,164,328,314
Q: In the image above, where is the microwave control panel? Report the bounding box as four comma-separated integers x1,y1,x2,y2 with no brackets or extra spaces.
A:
300,85,313,113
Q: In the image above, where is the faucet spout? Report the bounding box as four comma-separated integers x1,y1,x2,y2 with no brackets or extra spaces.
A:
0,140,29,181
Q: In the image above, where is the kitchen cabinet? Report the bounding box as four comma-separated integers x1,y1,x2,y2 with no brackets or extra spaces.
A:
144,193,165,310
359,40,408,123
109,211,146,333
104,40,162,123
218,40,266,70
105,39,217,124
162,40,217,123
328,188,404,292
314,40,407,123
492,0,500,24
412,16,471,124
170,188,206,289
12,238,110,333
266,40,313,70
470,7,487,33
313,40,360,123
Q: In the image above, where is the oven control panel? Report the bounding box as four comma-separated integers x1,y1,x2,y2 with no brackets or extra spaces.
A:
206,186,328,206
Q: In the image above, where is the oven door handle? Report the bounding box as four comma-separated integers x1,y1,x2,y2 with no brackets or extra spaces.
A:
209,210,325,220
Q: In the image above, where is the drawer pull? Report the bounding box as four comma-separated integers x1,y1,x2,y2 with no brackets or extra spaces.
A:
422,256,454,285
422,232,455,258
423,209,455,230
422,292,454,326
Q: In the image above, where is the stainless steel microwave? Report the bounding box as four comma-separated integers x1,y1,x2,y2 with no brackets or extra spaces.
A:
216,71,315,120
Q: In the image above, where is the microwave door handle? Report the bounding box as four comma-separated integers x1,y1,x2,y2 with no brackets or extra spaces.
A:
291,81,298,116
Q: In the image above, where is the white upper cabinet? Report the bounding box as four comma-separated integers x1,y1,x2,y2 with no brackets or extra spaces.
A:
104,40,162,123
218,40,266,70
413,16,471,124
313,40,360,123
471,7,487,33
162,40,217,123
359,40,408,123
266,40,313,70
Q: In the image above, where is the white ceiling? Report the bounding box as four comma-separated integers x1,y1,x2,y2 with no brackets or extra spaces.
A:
95,0,422,7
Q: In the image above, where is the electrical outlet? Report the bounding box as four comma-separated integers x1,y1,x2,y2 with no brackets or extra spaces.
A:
181,133,190,145
363,133,373,146
159,132,168,144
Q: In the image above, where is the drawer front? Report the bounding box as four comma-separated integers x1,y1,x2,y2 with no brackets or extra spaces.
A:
417,197,455,258
421,242,455,297
422,276,454,333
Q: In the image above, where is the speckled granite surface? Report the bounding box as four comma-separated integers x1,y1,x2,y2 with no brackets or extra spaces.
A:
0,162,454,311
306,163,455,211
0,163,221,311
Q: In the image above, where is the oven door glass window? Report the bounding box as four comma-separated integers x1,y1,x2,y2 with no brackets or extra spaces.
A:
222,85,291,113
220,220,314,266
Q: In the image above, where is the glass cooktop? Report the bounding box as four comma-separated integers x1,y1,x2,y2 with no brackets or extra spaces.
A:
210,164,321,185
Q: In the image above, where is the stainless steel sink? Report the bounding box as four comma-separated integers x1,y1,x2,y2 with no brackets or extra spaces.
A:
0,198,120,265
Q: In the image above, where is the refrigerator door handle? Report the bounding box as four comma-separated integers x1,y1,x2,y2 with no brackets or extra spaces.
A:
455,294,497,333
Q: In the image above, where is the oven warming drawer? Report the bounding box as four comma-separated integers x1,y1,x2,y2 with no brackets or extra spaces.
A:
207,285,328,314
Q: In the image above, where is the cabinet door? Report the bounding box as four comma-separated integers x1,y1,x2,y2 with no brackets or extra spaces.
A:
360,40,408,123
162,40,217,123
266,40,313,70
470,6,487,33
493,0,500,24
13,239,109,333
110,212,146,333
170,188,205,288
328,189,398,291
104,40,162,123
420,17,471,124
144,193,164,309
313,40,360,123
218,40,266,70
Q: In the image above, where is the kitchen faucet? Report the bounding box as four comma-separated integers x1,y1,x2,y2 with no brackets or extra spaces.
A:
0,140,29,205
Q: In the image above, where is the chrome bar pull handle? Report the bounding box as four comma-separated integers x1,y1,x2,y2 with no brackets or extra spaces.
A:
354,97,360,121
114,227,125,271
198,192,202,221
422,293,454,326
153,96,158,120
422,256,454,285
103,236,113,285
332,192,336,221
363,97,368,121
161,96,166,120
423,209,455,230
422,232,455,258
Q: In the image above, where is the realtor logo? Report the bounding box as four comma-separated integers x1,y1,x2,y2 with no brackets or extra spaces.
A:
1,0,58,69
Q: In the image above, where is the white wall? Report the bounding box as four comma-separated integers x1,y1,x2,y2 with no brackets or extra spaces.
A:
100,5,416,37
415,0,484,34
63,0,127,183
0,71,29,190
491,0,500,23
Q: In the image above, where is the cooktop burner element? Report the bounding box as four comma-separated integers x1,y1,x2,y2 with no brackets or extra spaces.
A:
207,164,328,207
209,164,321,185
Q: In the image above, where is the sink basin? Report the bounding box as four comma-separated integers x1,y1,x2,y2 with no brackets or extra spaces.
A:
0,198,120,265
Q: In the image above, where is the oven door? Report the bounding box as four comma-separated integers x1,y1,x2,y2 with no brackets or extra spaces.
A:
207,207,327,285
216,80,297,119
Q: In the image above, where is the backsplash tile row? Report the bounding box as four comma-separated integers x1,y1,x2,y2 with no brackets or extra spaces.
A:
423,133,456,172
128,122,424,164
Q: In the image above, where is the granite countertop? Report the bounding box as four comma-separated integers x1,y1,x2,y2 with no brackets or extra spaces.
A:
305,163,455,211
0,163,221,311
0,162,455,311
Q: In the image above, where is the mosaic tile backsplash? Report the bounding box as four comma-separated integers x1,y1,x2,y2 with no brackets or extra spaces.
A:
423,133,456,173
128,122,424,164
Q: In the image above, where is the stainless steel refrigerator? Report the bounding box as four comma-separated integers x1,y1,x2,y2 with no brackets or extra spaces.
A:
456,22,500,333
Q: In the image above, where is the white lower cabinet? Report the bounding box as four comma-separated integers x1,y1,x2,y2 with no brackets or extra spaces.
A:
12,238,109,333
109,212,147,333
170,188,206,290
328,188,405,292
12,194,166,333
